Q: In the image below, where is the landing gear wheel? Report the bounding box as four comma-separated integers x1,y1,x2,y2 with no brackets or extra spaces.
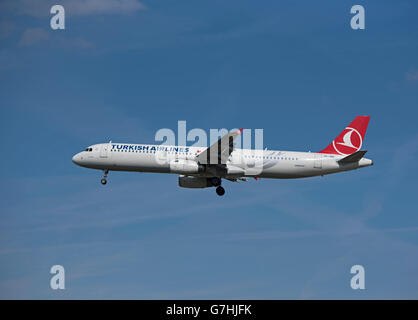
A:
101,169,109,185
216,186,225,196
210,177,222,187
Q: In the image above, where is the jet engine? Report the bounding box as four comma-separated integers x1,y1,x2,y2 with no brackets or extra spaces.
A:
178,175,211,188
226,164,245,176
169,159,205,174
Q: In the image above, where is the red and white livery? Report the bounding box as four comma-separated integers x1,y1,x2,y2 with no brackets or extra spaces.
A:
72,116,373,196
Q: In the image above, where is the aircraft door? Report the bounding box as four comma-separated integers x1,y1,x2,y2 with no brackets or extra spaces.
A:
314,153,322,169
100,143,110,158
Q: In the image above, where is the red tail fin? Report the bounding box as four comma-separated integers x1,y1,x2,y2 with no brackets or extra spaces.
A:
319,116,370,155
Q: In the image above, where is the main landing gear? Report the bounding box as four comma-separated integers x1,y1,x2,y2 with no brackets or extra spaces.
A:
210,177,225,196
216,186,225,196
101,169,109,185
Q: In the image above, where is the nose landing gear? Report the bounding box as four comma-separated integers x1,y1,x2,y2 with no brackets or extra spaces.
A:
101,169,109,185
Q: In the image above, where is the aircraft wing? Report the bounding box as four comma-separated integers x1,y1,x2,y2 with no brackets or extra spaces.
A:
196,129,243,165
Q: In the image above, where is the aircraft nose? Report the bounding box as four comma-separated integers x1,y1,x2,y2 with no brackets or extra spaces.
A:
72,153,81,165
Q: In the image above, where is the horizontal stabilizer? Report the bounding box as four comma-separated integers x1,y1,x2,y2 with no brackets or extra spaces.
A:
338,150,367,163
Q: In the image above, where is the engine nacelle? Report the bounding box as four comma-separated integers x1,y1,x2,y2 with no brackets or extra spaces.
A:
226,164,245,176
169,159,205,174
178,175,211,188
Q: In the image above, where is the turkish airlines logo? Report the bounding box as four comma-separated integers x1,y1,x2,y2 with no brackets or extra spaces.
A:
332,127,362,155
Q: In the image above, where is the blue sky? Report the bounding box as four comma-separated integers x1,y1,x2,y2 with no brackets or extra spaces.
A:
1,0,418,299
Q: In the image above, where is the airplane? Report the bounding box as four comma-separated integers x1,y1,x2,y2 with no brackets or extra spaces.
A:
72,116,373,196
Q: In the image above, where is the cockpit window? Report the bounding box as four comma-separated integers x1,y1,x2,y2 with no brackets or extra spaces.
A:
84,148,93,152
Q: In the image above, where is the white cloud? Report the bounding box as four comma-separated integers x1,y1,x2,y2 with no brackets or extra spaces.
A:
66,0,146,15
4,0,145,17
406,69,418,82
58,36,95,49
18,27,49,46
18,27,95,49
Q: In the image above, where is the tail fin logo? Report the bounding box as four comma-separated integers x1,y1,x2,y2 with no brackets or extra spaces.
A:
318,116,370,155
333,127,362,155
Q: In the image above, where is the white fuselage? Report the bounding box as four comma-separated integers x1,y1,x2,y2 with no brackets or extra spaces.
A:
72,142,373,179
